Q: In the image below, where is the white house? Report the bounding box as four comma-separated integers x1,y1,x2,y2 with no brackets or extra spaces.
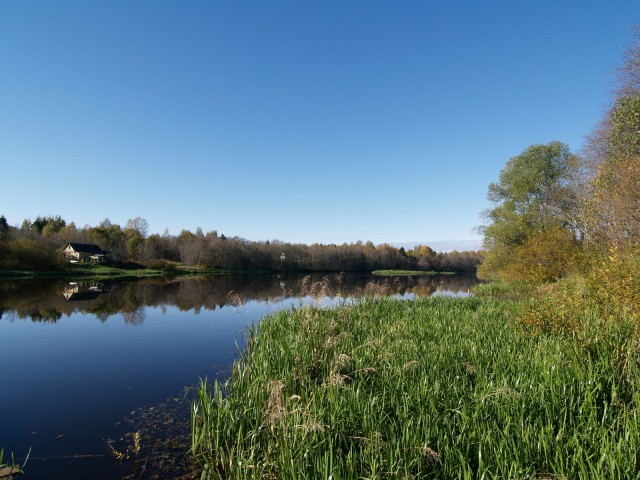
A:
64,243,108,263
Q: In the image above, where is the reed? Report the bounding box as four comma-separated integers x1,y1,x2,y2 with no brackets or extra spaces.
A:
0,448,28,480
191,296,640,479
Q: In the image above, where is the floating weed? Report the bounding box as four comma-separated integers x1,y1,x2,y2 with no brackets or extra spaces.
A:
132,431,141,455
108,443,126,462
107,430,142,463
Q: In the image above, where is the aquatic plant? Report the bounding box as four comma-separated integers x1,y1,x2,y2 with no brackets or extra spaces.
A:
0,448,29,480
191,296,640,478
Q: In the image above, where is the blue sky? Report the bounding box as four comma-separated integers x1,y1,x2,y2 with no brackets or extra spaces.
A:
1,2,638,248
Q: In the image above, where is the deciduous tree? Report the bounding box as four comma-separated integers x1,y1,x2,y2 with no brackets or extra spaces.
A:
478,141,578,282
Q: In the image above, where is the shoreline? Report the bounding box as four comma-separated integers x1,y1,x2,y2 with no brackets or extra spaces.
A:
0,266,468,281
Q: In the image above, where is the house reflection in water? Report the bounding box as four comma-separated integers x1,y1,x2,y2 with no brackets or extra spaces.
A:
62,282,105,302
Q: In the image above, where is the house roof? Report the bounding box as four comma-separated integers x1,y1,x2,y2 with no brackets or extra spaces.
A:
66,242,107,255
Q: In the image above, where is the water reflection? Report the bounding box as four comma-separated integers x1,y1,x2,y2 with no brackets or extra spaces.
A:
0,273,478,324
0,273,478,480
63,282,105,302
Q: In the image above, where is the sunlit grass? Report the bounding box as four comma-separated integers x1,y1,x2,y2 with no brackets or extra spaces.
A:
371,270,454,276
191,296,640,478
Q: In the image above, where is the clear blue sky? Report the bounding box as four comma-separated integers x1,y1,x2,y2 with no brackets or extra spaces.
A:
1,2,638,248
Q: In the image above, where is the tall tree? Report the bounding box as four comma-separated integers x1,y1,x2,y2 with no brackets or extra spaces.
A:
478,141,579,282
590,97,640,245
0,215,8,240
582,27,640,248
125,217,149,238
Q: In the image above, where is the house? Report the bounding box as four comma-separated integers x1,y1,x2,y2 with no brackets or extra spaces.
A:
64,243,108,263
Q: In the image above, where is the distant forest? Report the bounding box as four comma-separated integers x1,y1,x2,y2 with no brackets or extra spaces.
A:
0,215,482,273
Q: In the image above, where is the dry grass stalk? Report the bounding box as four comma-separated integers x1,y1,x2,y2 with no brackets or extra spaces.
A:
463,362,477,375
325,335,339,349
613,338,640,381
263,380,286,429
325,333,348,350
309,278,332,302
297,418,325,433
227,290,243,308
402,360,419,371
336,353,351,369
479,387,521,401
300,276,312,296
363,281,391,297
421,446,442,463
363,338,383,350
325,373,348,387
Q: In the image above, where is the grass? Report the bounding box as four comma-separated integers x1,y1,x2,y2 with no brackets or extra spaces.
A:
371,270,455,276
472,280,528,300
191,296,640,479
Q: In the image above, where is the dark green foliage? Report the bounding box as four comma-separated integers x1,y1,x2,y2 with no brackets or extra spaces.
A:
0,215,8,240
0,238,65,271
30,215,66,235
0,215,482,274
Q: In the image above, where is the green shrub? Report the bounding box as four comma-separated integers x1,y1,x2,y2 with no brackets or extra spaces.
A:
520,246,640,334
0,239,65,271
139,259,179,273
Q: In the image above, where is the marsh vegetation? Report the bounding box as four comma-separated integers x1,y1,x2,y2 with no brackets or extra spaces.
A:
192,294,639,479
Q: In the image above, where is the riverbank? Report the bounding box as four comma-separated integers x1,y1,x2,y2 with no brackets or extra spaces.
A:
0,273,476,480
0,263,274,280
0,265,467,281
191,295,639,478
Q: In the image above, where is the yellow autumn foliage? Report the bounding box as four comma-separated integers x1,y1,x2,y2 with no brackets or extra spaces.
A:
520,246,640,334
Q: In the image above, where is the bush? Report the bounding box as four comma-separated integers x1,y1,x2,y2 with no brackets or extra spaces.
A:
478,226,579,286
139,258,178,272
0,239,65,271
520,246,640,334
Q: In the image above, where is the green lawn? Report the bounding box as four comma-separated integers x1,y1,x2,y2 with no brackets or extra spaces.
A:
371,269,455,276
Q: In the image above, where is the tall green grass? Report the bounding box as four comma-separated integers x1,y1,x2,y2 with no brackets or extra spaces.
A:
191,297,640,479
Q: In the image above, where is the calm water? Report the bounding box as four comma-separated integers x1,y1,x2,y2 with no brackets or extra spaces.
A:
0,273,478,479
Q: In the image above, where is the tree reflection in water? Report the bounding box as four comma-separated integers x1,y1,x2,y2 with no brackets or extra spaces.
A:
0,272,479,480
0,273,479,323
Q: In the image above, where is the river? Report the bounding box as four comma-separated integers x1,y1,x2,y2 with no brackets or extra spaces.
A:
0,272,478,479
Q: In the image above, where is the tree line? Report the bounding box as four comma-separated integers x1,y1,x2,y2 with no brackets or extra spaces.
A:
0,214,482,273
